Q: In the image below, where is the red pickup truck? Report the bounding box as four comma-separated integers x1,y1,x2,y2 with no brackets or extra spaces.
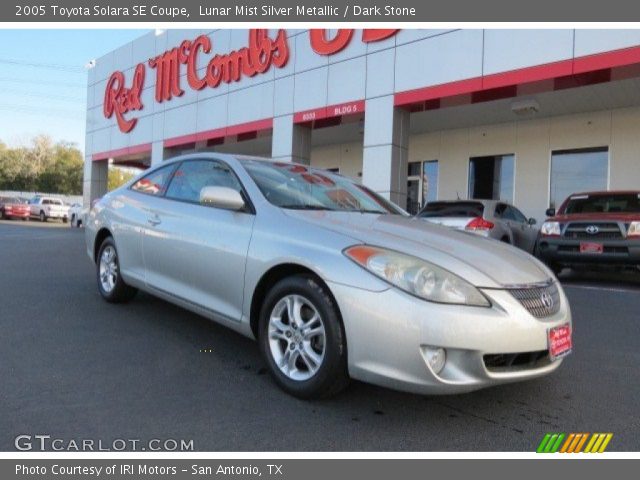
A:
0,196,30,220
537,190,640,274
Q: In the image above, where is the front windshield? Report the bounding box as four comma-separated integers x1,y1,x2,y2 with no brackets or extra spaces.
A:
241,160,405,215
563,194,640,214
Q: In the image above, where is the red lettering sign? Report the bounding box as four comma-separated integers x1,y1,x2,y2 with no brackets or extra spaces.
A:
149,29,289,103
103,29,400,132
103,63,145,133
310,29,399,55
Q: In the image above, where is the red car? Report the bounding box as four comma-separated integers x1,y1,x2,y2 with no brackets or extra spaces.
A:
537,190,640,273
0,196,30,220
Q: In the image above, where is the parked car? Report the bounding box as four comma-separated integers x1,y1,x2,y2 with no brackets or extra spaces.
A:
86,154,571,399
416,200,539,253
538,190,640,274
0,196,30,220
68,203,87,228
29,196,69,223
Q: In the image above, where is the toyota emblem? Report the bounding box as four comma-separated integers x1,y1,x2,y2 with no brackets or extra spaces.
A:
540,292,554,309
585,225,599,235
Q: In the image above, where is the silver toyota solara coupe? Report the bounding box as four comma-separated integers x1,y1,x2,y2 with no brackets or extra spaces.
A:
86,154,572,399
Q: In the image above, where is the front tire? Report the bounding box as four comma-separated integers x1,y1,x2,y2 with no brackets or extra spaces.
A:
39,211,46,222
546,261,564,276
258,275,349,399
96,237,137,303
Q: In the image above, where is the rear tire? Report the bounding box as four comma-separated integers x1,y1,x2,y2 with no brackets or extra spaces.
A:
258,275,349,399
96,237,137,303
546,261,563,276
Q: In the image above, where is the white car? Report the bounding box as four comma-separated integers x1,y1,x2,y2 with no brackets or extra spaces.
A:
68,203,87,228
29,196,69,223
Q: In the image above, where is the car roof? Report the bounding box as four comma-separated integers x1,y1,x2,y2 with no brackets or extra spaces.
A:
567,190,640,196
159,152,313,170
427,199,502,206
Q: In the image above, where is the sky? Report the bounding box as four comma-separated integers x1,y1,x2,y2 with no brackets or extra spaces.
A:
0,29,149,154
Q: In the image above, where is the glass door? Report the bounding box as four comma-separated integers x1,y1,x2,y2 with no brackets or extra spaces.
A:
407,160,438,214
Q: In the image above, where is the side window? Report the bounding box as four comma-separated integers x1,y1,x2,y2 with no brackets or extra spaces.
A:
165,160,243,204
510,206,528,223
131,164,176,197
494,203,508,217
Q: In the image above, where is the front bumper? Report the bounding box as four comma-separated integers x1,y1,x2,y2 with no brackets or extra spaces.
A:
328,280,571,395
3,210,29,218
46,211,68,219
538,237,640,266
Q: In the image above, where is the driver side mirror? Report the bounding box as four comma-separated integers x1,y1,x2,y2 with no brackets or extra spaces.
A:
545,208,556,217
200,186,246,211
528,217,537,225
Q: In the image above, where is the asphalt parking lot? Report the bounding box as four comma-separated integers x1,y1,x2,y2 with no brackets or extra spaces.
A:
1,220,639,451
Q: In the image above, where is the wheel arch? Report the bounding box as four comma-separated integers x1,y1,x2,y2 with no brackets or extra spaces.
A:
93,227,113,263
249,263,344,341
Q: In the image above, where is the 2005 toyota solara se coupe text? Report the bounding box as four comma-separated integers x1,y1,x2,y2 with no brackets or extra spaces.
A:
86,154,572,399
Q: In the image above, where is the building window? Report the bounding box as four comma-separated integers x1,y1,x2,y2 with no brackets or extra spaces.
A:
407,160,438,214
422,160,438,205
468,154,514,202
550,147,609,208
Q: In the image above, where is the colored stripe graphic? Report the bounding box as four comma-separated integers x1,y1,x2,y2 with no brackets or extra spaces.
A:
573,433,590,453
538,433,613,453
585,433,614,453
536,433,565,453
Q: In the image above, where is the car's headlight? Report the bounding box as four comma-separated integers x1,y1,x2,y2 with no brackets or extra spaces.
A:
628,221,640,238
541,221,561,236
344,245,490,307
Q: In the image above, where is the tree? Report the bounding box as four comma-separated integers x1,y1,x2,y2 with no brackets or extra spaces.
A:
108,167,136,191
0,136,84,194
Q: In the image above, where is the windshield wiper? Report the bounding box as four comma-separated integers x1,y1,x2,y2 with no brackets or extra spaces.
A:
280,204,337,211
344,209,387,214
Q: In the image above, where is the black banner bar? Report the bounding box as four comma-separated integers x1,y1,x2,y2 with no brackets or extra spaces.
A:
5,0,640,22
4,459,640,480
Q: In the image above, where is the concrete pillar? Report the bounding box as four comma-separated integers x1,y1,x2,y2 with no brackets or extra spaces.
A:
362,95,410,208
82,158,108,207
151,140,165,166
272,114,311,164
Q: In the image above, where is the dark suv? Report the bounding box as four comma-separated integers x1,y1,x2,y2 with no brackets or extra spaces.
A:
537,191,640,274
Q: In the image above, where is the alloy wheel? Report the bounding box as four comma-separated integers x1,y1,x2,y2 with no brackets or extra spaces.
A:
99,246,118,293
268,294,326,381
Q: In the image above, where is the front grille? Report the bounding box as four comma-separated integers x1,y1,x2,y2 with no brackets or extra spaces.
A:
557,245,629,255
563,222,624,239
484,350,549,371
508,282,561,318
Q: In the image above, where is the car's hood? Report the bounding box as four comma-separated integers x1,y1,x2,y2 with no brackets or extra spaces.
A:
283,210,551,288
550,212,640,222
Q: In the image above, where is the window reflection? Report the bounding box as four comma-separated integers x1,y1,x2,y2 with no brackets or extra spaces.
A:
468,154,514,202
550,148,608,208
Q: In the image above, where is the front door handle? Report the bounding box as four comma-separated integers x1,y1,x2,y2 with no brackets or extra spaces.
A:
147,214,161,226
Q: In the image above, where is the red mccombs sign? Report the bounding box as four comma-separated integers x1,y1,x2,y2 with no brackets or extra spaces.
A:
103,29,399,133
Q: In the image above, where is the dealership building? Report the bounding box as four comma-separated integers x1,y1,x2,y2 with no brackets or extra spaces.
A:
85,28,640,220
